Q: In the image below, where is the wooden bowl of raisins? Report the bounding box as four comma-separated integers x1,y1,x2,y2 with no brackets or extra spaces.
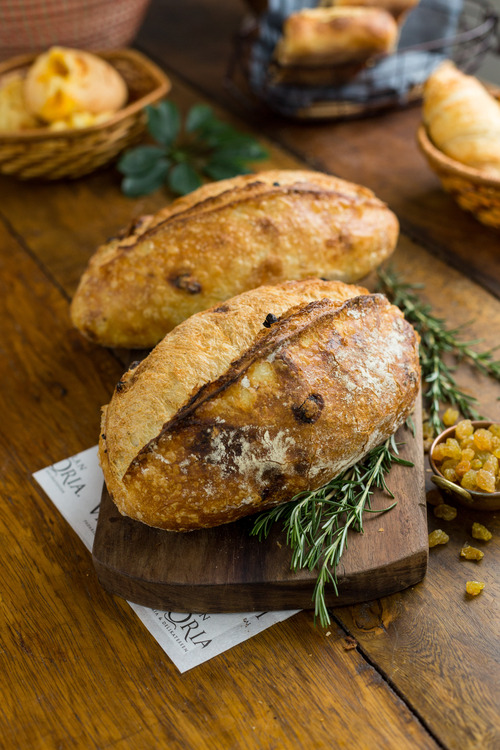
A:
429,420,500,511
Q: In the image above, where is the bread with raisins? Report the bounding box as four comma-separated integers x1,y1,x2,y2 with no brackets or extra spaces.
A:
99,278,420,531
70,170,399,349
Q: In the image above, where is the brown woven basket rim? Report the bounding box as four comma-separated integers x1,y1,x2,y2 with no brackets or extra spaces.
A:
0,48,171,141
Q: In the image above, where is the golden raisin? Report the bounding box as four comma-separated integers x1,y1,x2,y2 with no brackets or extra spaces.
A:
454,459,471,477
460,544,484,561
443,408,459,426
482,455,498,475
444,438,462,460
472,522,492,541
476,469,496,493
443,468,458,482
470,459,483,471
488,424,500,437
429,529,449,547
473,429,493,451
455,419,474,440
461,470,478,490
461,448,475,462
433,504,457,521
460,436,474,450
422,422,434,439
465,581,485,596
432,442,448,463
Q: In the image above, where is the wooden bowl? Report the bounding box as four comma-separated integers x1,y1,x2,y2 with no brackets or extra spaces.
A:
429,420,500,511
0,48,170,180
417,123,500,230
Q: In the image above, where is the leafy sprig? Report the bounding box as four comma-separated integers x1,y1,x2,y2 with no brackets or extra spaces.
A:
251,434,413,627
117,101,268,197
377,268,500,434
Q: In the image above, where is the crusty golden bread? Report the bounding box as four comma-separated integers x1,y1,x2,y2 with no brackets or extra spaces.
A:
423,61,500,177
274,7,398,70
70,170,399,349
24,47,127,122
99,279,420,531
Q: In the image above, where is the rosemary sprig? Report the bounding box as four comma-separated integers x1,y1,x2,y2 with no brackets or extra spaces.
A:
251,434,413,627
377,268,500,434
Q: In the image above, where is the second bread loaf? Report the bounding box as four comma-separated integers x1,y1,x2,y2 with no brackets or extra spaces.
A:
71,169,399,348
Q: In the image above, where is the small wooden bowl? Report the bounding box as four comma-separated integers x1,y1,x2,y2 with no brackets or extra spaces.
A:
417,123,500,230
429,420,500,511
0,48,171,180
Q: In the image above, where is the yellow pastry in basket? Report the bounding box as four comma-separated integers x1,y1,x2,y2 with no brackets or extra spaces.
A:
0,72,38,131
24,46,127,123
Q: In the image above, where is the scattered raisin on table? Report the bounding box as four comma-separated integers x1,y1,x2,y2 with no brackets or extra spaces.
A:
460,545,484,561
471,522,492,541
465,581,485,596
429,529,449,547
433,503,457,521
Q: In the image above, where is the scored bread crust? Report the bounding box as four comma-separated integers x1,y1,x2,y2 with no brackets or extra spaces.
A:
71,169,399,349
99,279,420,531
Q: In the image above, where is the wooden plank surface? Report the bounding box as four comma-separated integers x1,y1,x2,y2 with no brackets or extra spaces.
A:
1,4,499,746
0,214,440,749
93,402,426,612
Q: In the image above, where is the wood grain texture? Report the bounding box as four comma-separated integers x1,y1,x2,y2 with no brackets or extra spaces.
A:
93,403,426,611
0,226,438,748
0,8,499,746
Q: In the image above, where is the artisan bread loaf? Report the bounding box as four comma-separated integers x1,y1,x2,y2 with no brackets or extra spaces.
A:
71,170,399,349
423,61,500,176
99,279,420,532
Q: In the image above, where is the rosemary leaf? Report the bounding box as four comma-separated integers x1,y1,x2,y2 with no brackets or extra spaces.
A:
251,436,412,627
377,267,500,434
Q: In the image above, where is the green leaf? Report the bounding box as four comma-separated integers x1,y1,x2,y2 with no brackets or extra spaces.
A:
117,145,167,175
203,160,252,181
211,142,268,162
168,163,203,195
186,104,215,133
147,101,180,146
121,158,170,197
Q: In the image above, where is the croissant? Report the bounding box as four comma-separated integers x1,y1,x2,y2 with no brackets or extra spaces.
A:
423,61,500,177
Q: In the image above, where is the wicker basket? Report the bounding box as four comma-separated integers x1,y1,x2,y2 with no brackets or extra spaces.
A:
0,48,170,180
0,0,152,60
417,123,500,230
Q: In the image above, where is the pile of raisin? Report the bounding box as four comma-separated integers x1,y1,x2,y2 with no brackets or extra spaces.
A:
432,420,500,493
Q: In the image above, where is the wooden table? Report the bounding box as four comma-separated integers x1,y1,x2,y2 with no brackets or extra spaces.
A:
2,1,499,747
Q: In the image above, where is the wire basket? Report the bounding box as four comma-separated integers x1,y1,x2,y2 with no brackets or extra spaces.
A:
226,0,499,119
0,48,170,180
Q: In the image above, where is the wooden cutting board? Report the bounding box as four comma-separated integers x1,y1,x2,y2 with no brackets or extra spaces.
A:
92,400,427,612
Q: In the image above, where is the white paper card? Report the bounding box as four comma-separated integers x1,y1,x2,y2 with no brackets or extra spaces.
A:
33,446,299,673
